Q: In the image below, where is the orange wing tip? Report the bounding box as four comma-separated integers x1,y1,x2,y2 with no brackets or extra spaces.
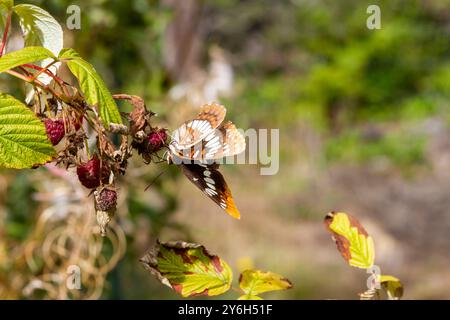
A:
226,207,241,219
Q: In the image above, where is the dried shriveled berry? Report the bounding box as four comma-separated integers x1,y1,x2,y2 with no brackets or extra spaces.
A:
43,118,65,145
147,129,167,152
76,156,110,189
94,186,117,236
94,187,117,212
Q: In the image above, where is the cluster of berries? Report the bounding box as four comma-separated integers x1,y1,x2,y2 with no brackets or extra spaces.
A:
131,128,168,166
42,102,168,236
43,116,82,145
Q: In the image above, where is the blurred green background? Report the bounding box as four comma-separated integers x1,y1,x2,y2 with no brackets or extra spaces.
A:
1,0,450,299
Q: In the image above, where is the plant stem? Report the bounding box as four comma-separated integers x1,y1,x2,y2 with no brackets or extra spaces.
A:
30,60,58,81
24,61,72,96
6,69,65,102
23,63,65,84
0,10,12,57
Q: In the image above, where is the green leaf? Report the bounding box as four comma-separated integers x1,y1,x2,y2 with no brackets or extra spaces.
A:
13,4,62,84
140,240,233,298
238,294,263,300
0,0,13,10
59,48,122,126
0,0,13,32
380,275,403,300
324,212,375,269
0,46,55,73
0,4,8,34
0,93,56,168
239,269,292,298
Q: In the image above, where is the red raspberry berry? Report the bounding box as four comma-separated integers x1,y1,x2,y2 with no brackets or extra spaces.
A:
43,118,65,145
147,129,167,152
95,188,117,212
76,156,110,189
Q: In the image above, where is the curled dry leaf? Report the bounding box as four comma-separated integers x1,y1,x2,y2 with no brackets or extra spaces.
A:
238,269,293,300
380,275,403,300
359,275,403,300
139,240,232,298
113,94,154,137
324,211,375,269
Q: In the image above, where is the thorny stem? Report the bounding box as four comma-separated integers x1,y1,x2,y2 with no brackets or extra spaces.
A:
5,69,32,82
0,10,12,57
23,64,64,84
23,63,66,85
6,69,67,103
6,68,99,130
24,62,71,97
30,60,57,82
7,64,126,162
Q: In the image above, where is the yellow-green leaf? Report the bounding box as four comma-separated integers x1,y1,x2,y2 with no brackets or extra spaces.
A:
0,93,56,168
239,269,292,297
140,240,232,298
238,294,263,300
0,46,55,73
59,48,122,126
380,275,403,300
324,211,375,269
0,4,8,36
0,0,13,11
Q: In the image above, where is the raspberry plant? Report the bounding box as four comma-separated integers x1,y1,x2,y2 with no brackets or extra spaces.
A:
0,1,173,234
0,1,294,299
0,1,404,300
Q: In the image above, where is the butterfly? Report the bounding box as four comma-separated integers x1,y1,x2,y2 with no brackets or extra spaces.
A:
167,102,246,219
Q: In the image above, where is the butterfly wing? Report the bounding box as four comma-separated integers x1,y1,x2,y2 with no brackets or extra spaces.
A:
171,102,226,151
179,163,240,219
200,121,246,160
172,121,246,161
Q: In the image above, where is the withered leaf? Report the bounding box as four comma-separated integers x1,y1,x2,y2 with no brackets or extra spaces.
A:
324,211,375,269
140,240,232,298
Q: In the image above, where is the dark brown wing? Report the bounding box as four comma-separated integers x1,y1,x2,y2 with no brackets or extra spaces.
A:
179,163,240,219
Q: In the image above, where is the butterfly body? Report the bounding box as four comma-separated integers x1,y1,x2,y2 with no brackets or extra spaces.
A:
168,103,245,219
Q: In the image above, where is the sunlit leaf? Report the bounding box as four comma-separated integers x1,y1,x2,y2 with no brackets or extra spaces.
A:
59,48,123,126
324,211,375,269
238,294,263,300
0,46,55,73
140,240,232,298
0,6,7,36
0,1,12,33
380,275,403,300
0,0,13,10
0,93,56,168
13,4,62,84
239,269,292,298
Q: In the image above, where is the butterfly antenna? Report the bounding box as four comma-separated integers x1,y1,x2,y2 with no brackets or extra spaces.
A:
144,167,169,191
